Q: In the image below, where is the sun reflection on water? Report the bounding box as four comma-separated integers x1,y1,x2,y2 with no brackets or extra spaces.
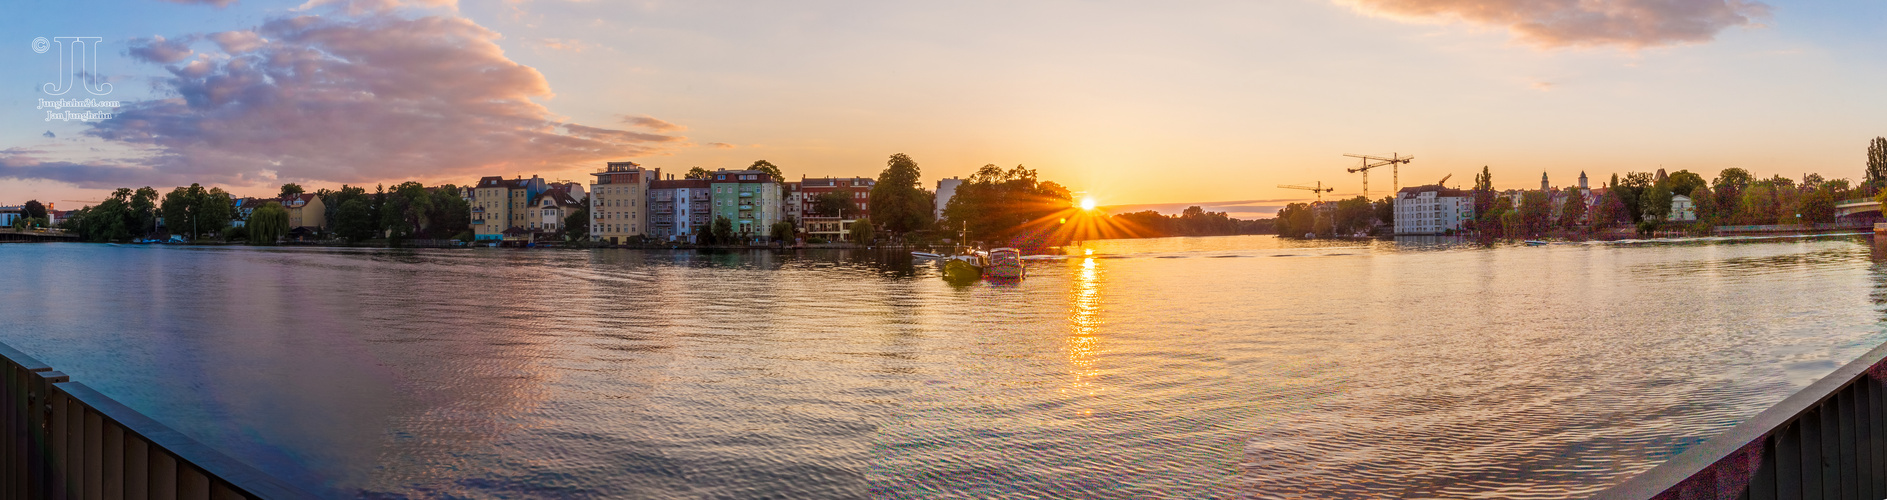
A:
1064,257,1105,400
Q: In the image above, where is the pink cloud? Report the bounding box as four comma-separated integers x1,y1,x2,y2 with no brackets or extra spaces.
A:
126,35,195,64
619,114,686,132
11,13,684,189
1336,0,1771,48
705,143,736,149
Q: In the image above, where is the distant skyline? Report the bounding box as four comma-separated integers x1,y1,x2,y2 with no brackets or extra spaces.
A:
3,0,1884,217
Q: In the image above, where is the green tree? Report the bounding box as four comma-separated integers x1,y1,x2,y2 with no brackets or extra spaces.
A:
248,203,290,244
1691,186,1718,224
940,164,1072,245
563,206,589,242
1800,187,1837,223
161,184,226,241
131,187,159,237
279,183,304,198
1274,203,1314,238
426,185,470,238
770,220,796,246
1739,183,1778,224
849,216,874,245
1868,137,1887,191
380,181,434,240
1641,182,1673,221
1472,166,1494,224
868,153,934,235
22,200,46,221
710,216,736,245
685,167,713,180
1374,196,1395,228
811,191,851,217
1332,196,1374,236
1518,191,1551,236
1559,187,1588,230
333,199,375,243
1666,170,1707,197
748,160,784,181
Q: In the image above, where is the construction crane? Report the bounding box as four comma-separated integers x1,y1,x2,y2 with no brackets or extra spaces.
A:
1435,174,1452,187
1278,182,1334,202
1344,153,1413,199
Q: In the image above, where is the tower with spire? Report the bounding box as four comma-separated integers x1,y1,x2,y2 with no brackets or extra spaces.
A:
1579,171,1588,190
1541,172,1550,192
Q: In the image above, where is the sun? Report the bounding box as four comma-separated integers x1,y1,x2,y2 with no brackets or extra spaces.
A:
1079,197,1097,211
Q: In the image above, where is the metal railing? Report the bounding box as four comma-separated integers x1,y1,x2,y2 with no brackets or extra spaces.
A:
0,342,314,499
1595,341,1887,499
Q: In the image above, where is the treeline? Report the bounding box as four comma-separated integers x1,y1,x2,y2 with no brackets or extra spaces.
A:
1109,207,1274,237
60,181,472,244
1274,196,1392,238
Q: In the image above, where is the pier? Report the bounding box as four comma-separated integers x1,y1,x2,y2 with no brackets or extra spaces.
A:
0,229,78,243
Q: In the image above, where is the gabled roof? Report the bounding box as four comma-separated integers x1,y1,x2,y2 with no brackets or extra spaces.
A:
539,188,584,208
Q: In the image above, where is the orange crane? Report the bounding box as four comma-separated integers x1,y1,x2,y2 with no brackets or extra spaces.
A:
1278,182,1334,202
1344,153,1413,199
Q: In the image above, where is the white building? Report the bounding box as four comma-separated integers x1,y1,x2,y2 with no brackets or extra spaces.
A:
1394,185,1475,235
1671,195,1697,221
935,177,962,220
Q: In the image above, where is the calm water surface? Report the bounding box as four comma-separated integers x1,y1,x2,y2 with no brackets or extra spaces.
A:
4,235,1887,498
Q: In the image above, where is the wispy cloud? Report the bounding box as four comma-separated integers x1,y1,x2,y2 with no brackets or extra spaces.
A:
1334,0,1771,48
5,12,683,189
620,114,685,132
126,35,195,64
705,142,736,149
533,38,598,52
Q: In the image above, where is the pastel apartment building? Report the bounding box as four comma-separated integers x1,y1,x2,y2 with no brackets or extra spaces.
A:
649,178,711,243
471,175,548,241
709,169,781,240
589,162,658,244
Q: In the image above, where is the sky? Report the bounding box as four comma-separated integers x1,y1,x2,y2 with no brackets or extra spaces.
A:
2,0,1883,218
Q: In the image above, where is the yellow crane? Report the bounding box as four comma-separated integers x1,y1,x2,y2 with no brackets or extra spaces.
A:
1344,153,1413,199
1278,182,1334,202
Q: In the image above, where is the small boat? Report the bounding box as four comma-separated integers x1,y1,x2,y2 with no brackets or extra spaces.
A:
985,247,1024,279
911,251,944,259
942,253,983,283
1524,240,1548,246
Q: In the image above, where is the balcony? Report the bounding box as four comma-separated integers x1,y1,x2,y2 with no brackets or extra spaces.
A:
739,205,754,210
739,192,754,198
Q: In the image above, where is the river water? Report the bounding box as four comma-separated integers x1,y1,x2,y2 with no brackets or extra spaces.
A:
3,235,1885,499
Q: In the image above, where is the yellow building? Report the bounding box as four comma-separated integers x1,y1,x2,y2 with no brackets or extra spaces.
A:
281,194,326,230
471,176,548,241
588,162,658,245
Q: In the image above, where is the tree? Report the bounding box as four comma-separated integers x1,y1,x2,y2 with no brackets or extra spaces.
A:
1559,187,1588,230
1641,182,1673,221
1332,196,1375,236
279,183,304,198
770,221,796,246
160,184,228,241
563,206,589,242
1519,190,1551,236
1800,187,1836,223
1691,186,1718,225
685,167,713,180
748,160,784,181
710,216,736,245
849,217,874,245
1472,166,1494,223
248,203,289,244
940,164,1072,246
1665,170,1707,197
380,181,433,240
1374,196,1395,229
811,191,851,217
1868,137,1887,192
131,187,159,237
426,185,470,239
868,153,934,235
1275,203,1315,237
22,200,46,221
333,199,375,243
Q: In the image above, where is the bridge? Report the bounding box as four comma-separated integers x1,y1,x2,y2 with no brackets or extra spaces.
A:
1837,198,1882,218
0,229,80,242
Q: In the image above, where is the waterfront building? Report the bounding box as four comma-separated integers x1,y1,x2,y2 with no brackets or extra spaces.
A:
935,177,962,220
231,197,269,227
709,169,781,241
531,187,586,239
1671,195,1697,221
280,193,327,231
470,175,549,241
589,162,659,244
649,178,711,243
1394,184,1475,235
787,176,873,238
0,206,20,227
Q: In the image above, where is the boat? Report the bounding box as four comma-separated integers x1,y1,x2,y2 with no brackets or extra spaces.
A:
985,247,1024,279
1524,240,1548,246
911,251,944,259
942,253,984,283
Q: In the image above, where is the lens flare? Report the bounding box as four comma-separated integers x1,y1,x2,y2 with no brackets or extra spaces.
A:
1079,197,1097,211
